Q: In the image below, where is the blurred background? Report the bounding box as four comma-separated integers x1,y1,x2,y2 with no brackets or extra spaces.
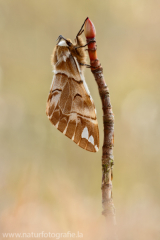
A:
0,0,160,239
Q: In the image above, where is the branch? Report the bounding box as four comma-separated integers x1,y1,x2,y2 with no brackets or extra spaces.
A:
84,18,116,224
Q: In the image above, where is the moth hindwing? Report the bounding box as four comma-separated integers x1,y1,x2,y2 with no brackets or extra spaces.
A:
46,34,99,152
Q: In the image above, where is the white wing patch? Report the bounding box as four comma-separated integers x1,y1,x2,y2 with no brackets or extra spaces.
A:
95,145,99,152
82,127,89,140
88,135,94,145
55,121,59,129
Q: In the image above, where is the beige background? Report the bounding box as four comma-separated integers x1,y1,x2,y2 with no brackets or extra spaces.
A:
0,1,160,239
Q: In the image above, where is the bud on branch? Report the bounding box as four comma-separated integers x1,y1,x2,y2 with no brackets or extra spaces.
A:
84,18,99,63
84,17,96,38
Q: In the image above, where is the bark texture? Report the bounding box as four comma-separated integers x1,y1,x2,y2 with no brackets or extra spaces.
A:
86,37,116,224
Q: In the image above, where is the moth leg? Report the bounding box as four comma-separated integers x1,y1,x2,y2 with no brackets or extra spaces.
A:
75,40,96,50
85,44,97,52
76,17,88,38
80,63,97,69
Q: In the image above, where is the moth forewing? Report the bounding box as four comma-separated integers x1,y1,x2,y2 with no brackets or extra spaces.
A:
46,35,99,152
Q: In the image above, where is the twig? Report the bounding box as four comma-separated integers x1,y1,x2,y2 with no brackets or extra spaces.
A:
84,18,116,225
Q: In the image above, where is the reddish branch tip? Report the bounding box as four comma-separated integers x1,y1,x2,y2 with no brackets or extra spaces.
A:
84,18,97,62
84,18,96,38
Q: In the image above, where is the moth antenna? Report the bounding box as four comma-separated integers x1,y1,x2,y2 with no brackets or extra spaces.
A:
56,35,67,44
56,35,72,46
56,35,62,42
56,35,64,45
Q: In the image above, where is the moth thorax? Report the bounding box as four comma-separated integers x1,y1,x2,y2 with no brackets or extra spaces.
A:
56,46,70,63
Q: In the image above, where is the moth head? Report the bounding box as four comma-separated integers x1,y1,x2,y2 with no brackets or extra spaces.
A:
56,35,72,47
52,34,86,67
51,35,73,66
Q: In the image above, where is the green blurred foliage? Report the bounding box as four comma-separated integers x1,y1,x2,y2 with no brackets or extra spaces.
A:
0,0,160,239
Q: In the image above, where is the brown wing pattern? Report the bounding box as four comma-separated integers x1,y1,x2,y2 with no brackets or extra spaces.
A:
46,72,99,152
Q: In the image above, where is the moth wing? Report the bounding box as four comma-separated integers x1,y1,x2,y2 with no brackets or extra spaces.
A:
46,55,99,152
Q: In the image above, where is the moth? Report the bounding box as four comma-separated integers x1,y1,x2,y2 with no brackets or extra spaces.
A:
46,21,99,152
